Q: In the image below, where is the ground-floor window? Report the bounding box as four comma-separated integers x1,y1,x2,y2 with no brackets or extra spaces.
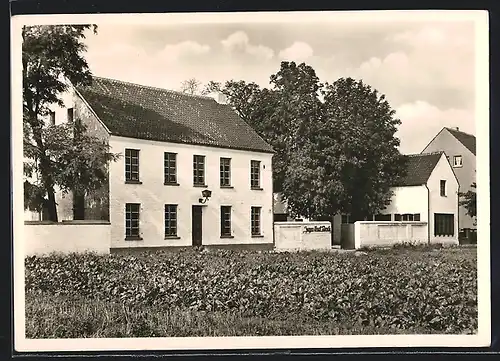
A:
251,206,261,236
164,204,178,237
125,203,141,240
374,214,392,221
434,213,454,236
220,206,232,237
394,213,421,221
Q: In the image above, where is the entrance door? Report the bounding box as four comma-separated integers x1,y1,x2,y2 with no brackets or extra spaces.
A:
192,205,203,246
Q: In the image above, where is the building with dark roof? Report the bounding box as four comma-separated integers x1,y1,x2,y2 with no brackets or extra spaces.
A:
421,127,476,232
28,77,275,252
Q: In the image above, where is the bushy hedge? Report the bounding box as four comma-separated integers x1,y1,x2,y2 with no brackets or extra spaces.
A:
25,248,477,334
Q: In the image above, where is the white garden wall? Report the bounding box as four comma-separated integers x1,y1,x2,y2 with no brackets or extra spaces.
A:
24,221,111,256
274,221,332,251
354,221,428,249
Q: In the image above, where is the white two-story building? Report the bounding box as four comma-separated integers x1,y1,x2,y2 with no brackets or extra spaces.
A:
27,76,275,252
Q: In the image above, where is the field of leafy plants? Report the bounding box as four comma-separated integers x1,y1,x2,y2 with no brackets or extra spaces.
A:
25,246,477,337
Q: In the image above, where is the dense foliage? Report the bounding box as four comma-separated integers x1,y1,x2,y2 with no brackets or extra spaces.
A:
25,248,477,335
205,62,407,219
459,182,477,220
23,25,119,221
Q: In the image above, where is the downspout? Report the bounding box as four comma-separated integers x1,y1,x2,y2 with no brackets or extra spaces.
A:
425,184,430,244
457,183,460,241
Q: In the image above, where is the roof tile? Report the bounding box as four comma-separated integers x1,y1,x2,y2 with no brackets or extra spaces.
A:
394,152,444,186
76,77,274,154
445,127,476,155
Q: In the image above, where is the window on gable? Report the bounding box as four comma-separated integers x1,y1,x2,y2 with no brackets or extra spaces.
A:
434,213,454,236
251,207,262,236
125,203,141,240
125,149,140,183
220,206,232,237
453,155,463,168
164,152,177,185
440,180,446,197
250,160,261,189
164,204,178,237
193,155,205,186
220,157,231,187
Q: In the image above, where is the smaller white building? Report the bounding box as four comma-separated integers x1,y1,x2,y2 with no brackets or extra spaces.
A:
348,152,460,247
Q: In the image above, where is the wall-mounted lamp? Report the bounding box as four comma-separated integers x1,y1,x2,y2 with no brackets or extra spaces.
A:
199,189,212,204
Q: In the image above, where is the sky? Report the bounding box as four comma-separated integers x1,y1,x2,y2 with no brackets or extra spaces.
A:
80,14,479,154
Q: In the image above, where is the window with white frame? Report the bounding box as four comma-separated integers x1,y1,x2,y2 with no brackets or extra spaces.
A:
220,157,231,187
125,149,140,183
250,160,261,189
251,206,262,236
164,204,178,237
220,206,232,237
453,155,463,168
125,203,141,240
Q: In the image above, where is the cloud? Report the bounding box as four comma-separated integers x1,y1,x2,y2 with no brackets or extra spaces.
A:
395,100,474,154
387,25,470,48
349,24,475,110
157,40,210,63
221,31,274,60
278,41,314,63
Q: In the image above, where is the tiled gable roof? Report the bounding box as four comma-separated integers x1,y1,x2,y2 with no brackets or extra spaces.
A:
75,77,274,153
445,127,476,156
394,152,444,187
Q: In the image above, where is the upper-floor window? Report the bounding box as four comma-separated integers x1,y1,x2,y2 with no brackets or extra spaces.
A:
49,111,56,125
453,155,463,168
164,152,177,185
125,203,141,240
193,155,206,186
220,158,231,187
250,160,261,189
67,108,74,123
440,180,446,197
125,149,140,183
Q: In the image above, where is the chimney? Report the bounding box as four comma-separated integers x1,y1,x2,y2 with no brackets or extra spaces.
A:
454,127,459,131
208,91,228,105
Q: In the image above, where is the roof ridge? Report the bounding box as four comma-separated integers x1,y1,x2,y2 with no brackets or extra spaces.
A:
91,76,216,101
445,127,475,138
405,151,444,157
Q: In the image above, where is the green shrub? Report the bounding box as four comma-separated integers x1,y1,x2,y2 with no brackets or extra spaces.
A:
25,248,477,334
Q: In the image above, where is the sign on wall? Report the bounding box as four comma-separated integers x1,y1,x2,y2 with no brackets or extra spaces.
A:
303,225,331,234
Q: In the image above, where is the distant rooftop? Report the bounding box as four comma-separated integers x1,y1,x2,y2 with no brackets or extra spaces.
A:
394,152,444,187
445,127,476,156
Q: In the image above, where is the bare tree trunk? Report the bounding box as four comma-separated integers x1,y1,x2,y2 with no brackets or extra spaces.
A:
32,125,59,222
73,189,85,220
45,185,58,222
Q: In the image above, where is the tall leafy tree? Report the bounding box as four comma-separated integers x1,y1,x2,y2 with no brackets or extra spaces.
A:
459,182,477,220
23,25,119,221
205,62,324,193
283,77,406,220
208,64,405,219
